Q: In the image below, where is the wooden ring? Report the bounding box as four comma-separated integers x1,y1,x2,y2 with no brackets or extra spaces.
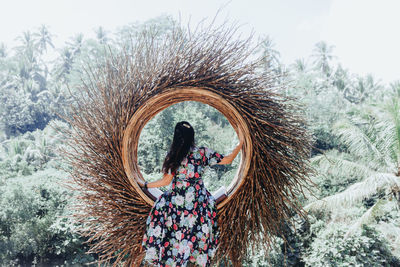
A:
121,87,252,209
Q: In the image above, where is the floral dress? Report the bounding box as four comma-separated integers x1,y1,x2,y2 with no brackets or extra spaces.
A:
142,146,224,267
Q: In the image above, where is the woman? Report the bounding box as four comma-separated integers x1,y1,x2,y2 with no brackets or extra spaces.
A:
139,121,243,267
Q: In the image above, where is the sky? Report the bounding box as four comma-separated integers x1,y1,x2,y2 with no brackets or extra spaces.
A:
1,0,399,86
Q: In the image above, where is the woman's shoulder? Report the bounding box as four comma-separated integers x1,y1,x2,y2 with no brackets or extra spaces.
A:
188,145,205,158
194,145,206,154
192,145,207,152
196,146,213,155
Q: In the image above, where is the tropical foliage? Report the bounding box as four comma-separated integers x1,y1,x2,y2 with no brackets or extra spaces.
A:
0,16,399,266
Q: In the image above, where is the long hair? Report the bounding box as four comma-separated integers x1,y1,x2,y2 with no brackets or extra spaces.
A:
162,121,195,174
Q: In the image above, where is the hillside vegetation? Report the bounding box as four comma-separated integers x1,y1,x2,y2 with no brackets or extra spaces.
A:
0,17,399,266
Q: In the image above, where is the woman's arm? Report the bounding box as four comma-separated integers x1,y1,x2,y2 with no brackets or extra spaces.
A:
218,138,244,165
137,173,174,188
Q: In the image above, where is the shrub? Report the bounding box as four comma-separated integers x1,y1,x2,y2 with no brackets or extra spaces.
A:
0,120,69,179
0,169,93,266
303,224,399,266
242,238,285,267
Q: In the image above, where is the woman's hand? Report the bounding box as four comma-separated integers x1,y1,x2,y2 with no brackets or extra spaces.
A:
218,135,244,165
137,173,174,189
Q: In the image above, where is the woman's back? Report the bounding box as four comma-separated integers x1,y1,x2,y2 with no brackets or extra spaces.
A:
175,146,223,180
142,146,224,267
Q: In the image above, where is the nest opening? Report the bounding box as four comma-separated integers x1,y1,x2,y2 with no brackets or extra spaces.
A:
122,87,252,209
137,101,240,194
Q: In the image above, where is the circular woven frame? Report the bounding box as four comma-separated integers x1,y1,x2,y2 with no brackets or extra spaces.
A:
122,87,252,208
65,23,313,266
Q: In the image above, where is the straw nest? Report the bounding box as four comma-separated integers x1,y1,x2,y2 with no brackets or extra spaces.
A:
64,21,313,266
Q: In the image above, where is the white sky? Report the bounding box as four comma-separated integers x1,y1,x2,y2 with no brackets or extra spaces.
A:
1,0,399,85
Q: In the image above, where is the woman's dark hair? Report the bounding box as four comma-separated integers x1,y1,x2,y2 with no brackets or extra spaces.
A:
162,121,195,174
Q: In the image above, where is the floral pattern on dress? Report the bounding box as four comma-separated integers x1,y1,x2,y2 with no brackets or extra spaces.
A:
142,146,224,267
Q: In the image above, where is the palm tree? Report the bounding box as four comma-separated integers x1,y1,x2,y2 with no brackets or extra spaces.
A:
55,47,74,81
304,96,400,256
365,74,383,92
332,64,349,92
390,81,400,93
13,31,42,80
95,26,108,45
258,35,281,70
342,74,384,104
33,25,54,54
311,41,336,78
15,31,34,53
0,43,6,58
306,96,400,224
292,58,308,73
386,81,400,102
354,74,383,102
66,33,84,57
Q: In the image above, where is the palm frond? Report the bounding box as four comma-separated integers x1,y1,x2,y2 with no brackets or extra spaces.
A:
333,118,392,171
359,100,400,171
345,198,388,237
376,221,400,257
381,98,400,168
311,149,373,180
305,172,400,211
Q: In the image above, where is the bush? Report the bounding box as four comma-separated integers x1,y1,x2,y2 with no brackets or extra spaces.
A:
0,120,69,179
242,238,285,267
0,169,94,266
303,224,399,266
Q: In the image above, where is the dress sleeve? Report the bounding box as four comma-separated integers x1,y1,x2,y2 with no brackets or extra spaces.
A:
201,147,224,166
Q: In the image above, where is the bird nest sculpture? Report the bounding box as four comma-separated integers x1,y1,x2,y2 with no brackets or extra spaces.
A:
64,22,313,266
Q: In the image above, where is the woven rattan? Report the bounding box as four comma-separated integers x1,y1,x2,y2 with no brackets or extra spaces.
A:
64,22,313,266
